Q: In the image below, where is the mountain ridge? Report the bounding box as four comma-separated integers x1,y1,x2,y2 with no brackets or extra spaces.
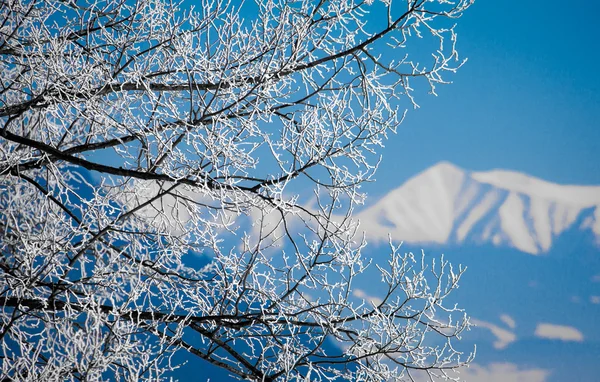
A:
357,162,600,254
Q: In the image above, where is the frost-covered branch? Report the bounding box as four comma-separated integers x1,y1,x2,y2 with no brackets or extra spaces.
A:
1,0,474,380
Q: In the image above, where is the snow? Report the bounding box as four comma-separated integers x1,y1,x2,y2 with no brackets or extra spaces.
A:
581,207,600,245
357,161,600,254
593,207,600,236
498,193,538,254
359,161,466,243
472,169,600,205
456,189,500,242
529,198,552,252
551,203,583,234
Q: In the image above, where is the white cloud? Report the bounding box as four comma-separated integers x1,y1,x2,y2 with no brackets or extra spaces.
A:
590,296,600,305
534,323,584,342
570,295,582,304
471,318,516,350
499,314,516,329
352,288,382,306
592,274,600,283
458,363,550,382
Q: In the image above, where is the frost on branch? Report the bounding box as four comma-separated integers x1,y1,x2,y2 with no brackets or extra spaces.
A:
0,0,473,380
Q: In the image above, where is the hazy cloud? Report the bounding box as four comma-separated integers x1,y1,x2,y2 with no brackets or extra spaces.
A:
471,318,516,350
458,363,550,382
592,274,600,283
534,323,584,342
499,314,516,329
352,288,383,306
590,296,600,305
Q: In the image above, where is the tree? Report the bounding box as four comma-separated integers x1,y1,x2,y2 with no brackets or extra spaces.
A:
0,0,474,380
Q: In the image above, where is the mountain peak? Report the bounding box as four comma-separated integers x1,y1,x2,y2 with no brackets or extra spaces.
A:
429,161,465,174
405,161,466,195
358,162,600,254
418,161,466,182
472,169,600,205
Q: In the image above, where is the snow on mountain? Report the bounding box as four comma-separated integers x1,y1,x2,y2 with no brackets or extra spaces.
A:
357,162,600,254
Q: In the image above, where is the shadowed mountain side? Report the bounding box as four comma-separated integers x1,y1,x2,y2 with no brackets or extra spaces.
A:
357,162,600,255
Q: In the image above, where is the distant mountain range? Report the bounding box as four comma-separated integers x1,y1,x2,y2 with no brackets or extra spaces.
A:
357,162,600,254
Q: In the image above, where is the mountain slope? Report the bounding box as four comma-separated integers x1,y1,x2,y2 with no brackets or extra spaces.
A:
358,162,600,254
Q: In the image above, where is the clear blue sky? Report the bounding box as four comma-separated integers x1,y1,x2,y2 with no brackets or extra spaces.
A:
370,0,600,198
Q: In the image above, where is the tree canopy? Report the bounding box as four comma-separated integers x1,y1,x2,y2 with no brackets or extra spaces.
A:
0,0,473,380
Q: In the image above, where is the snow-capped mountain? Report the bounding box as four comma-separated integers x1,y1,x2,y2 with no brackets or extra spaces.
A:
357,162,600,254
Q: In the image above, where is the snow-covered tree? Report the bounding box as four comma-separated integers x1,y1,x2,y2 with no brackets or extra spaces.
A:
0,0,474,380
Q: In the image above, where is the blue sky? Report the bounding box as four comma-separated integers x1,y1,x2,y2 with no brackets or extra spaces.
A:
370,0,600,198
